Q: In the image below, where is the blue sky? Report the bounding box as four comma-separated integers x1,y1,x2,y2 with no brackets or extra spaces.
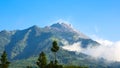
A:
0,0,120,41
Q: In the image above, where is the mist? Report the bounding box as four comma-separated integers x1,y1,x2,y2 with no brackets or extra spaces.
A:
62,39,120,62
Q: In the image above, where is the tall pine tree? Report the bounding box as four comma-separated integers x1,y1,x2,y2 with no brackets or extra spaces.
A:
0,51,10,68
51,40,59,64
36,51,47,68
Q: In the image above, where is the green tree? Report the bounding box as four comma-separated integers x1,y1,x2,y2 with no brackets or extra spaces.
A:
26,66,32,68
36,51,47,68
0,51,10,68
51,40,59,64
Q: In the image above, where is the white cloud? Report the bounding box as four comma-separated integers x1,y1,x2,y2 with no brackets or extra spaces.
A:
84,39,120,61
62,37,120,62
62,42,82,52
62,39,83,52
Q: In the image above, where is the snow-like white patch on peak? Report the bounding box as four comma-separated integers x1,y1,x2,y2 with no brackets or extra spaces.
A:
50,22,72,29
56,19,71,24
51,19,73,28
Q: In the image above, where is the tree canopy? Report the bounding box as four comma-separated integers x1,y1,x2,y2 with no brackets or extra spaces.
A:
0,51,10,68
36,51,47,68
51,40,59,64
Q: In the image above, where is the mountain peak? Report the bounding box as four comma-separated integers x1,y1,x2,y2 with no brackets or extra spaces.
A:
50,23,89,39
30,25,39,28
28,25,40,30
50,22,72,30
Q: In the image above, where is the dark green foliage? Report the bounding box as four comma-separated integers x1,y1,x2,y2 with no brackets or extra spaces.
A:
46,61,63,68
0,51,10,68
26,66,32,68
51,41,59,53
51,40,59,64
64,65,88,68
36,52,47,68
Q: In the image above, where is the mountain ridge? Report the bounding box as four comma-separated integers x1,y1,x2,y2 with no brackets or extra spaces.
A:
0,23,99,60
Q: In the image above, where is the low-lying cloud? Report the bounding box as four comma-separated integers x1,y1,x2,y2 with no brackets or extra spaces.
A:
62,39,120,62
62,42,82,52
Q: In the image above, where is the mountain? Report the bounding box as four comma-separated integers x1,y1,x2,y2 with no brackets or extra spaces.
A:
1,23,113,68
0,23,98,60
